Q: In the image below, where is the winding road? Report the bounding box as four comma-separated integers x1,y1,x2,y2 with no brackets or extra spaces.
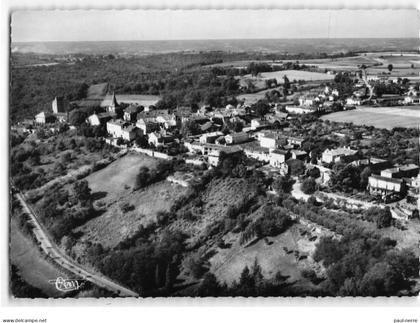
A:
13,189,139,297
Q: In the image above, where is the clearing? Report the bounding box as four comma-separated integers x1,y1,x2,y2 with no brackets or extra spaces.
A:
321,107,420,129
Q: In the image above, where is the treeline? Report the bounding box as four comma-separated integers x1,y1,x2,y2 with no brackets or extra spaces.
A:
37,180,97,242
314,230,419,296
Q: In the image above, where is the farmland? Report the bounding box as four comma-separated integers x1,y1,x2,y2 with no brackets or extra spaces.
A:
321,106,420,129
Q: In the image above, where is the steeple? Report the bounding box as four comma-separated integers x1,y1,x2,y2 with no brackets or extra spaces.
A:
110,92,119,108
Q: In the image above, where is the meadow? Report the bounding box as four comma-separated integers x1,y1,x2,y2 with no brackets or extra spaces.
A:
321,106,420,129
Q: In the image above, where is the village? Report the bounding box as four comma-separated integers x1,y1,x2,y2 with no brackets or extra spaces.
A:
10,50,420,299
18,65,420,219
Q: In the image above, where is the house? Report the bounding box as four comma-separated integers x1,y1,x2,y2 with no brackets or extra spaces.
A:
285,105,316,114
136,118,161,134
123,105,143,122
380,167,403,179
291,150,307,161
225,132,249,145
257,130,286,149
346,97,361,106
269,149,288,168
207,146,242,167
321,146,358,164
106,120,139,141
298,95,318,107
35,111,55,124
368,175,406,195
199,131,224,144
87,112,114,126
243,147,271,163
251,118,270,130
400,164,420,178
148,132,175,147
287,136,305,148
156,113,178,129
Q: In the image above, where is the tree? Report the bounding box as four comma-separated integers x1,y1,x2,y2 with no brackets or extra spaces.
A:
135,166,151,189
69,109,88,126
301,177,317,194
376,207,392,228
73,180,91,205
360,167,372,189
287,159,305,176
272,175,294,194
253,100,270,118
197,273,222,297
387,64,393,72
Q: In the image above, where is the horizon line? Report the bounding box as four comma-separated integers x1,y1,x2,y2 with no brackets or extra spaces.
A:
12,36,420,43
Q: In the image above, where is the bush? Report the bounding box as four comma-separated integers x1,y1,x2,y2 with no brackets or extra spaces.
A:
301,177,317,194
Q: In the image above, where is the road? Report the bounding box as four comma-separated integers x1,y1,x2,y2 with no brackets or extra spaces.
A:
14,190,139,297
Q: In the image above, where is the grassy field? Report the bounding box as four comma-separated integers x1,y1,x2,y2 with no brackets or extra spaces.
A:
321,107,420,129
209,222,328,287
74,152,188,248
10,217,66,297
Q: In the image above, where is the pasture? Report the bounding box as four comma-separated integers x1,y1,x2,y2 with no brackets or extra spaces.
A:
321,107,420,129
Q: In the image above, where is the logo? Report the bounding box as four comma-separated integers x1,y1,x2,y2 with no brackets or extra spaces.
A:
48,277,86,292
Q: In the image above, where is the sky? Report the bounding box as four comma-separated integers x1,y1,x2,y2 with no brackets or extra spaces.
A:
11,9,419,42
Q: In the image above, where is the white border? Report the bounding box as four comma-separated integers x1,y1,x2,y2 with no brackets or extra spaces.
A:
2,1,420,322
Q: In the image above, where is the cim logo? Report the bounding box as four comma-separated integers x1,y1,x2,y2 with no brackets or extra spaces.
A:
49,277,85,292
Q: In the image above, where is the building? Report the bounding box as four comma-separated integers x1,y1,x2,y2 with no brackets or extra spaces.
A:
287,136,305,148
400,164,420,178
208,146,242,167
345,97,362,106
199,131,224,144
87,112,114,126
251,118,270,130
51,96,69,122
291,149,307,161
123,105,143,122
136,118,161,134
106,120,139,141
258,131,285,149
368,175,406,196
269,149,288,168
52,96,67,114
148,132,175,147
225,132,249,145
35,111,55,124
321,146,358,164
285,105,316,114
243,147,271,163
106,92,121,114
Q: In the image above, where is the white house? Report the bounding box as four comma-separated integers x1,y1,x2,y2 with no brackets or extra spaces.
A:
321,146,358,164
199,131,224,144
225,132,249,145
106,120,138,141
269,149,288,168
346,97,362,106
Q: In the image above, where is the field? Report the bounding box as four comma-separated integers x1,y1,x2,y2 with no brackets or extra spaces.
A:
74,152,188,248
209,222,330,287
321,107,420,129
